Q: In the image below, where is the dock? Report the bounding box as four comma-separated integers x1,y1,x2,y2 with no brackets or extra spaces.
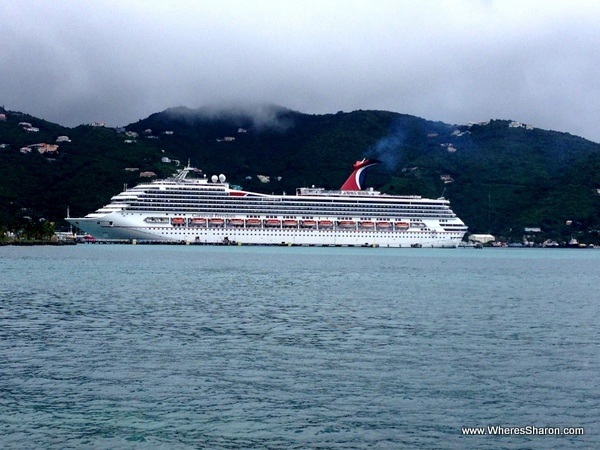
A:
81,239,381,247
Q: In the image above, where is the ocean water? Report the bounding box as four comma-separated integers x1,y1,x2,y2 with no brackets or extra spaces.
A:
1,245,598,449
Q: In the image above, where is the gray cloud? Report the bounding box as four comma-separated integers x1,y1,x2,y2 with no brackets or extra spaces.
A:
165,103,295,132
2,0,600,142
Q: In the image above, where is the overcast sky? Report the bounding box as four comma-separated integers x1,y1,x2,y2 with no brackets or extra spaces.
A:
2,1,599,142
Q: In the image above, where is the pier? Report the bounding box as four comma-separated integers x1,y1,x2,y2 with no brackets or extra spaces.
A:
79,239,382,247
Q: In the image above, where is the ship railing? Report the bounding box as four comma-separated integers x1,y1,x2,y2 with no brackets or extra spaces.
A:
295,188,422,199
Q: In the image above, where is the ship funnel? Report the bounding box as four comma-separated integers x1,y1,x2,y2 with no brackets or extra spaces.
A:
340,159,380,191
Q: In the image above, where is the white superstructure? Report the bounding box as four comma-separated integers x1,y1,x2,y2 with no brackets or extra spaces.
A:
67,159,468,247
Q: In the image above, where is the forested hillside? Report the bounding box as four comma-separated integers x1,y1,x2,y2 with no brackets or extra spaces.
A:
1,105,599,243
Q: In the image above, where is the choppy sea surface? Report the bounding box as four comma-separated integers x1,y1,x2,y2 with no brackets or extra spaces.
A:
1,245,599,449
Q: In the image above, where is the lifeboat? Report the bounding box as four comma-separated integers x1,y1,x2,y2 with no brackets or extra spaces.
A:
171,217,185,226
337,220,356,228
359,221,375,229
376,221,392,230
395,221,410,230
189,217,207,227
246,218,261,227
318,220,333,228
301,219,317,228
145,216,169,224
228,218,245,227
208,218,225,227
282,219,298,227
265,219,281,227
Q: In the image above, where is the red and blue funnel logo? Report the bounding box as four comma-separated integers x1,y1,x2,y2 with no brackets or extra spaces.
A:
340,159,380,191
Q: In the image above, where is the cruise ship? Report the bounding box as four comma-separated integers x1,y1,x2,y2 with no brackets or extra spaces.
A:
67,159,468,247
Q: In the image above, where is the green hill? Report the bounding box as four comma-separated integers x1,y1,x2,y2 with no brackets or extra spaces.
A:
0,108,172,233
1,104,599,244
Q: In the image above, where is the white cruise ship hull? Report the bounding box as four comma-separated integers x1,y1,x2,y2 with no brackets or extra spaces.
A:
67,160,468,247
68,212,465,247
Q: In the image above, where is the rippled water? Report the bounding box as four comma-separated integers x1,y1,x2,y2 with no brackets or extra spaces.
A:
1,246,599,449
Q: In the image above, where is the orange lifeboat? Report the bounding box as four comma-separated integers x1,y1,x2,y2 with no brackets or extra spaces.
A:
208,218,225,227
246,219,261,227
359,221,375,229
228,218,245,227
282,219,298,227
189,217,207,227
318,220,333,228
301,219,317,228
376,221,392,230
171,217,185,226
265,219,281,227
337,220,356,228
395,221,410,230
